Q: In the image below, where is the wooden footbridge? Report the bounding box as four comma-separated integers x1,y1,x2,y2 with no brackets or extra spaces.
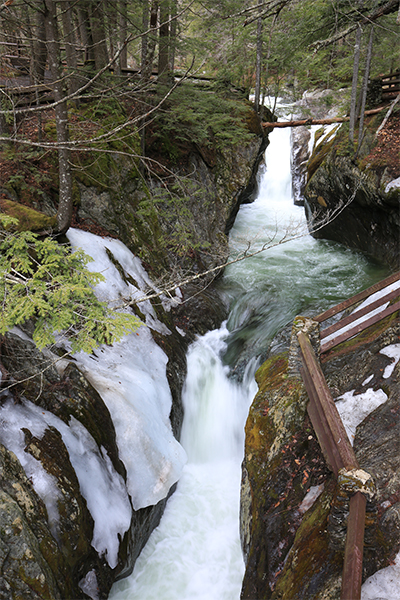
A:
296,270,400,600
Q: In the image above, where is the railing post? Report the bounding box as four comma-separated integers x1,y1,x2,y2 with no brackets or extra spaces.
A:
288,316,320,378
341,492,367,600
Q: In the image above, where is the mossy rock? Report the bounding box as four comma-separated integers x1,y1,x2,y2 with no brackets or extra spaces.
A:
0,199,57,232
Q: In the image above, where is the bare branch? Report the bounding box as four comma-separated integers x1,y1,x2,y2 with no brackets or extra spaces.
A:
311,0,400,51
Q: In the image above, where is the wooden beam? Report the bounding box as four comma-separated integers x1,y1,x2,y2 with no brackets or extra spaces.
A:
298,332,358,474
321,301,400,354
261,106,386,129
341,492,367,600
320,288,400,340
315,271,400,323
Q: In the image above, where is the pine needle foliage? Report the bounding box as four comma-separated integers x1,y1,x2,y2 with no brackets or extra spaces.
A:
0,215,142,353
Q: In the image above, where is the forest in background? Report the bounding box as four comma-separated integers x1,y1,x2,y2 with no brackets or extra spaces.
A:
0,0,398,227
0,1,398,353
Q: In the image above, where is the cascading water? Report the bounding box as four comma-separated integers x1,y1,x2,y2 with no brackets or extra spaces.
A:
110,114,388,600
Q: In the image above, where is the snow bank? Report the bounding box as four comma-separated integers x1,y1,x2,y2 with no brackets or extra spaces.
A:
362,549,400,599
66,229,187,510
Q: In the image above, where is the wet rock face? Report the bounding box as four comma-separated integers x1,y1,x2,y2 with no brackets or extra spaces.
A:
0,333,120,598
291,127,311,206
0,332,174,598
304,152,400,269
240,354,331,599
240,318,400,599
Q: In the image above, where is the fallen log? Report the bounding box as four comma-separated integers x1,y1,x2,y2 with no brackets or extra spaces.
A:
261,105,386,128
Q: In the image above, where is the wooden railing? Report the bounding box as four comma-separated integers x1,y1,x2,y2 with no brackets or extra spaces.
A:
297,270,400,599
381,71,400,100
315,271,400,356
299,332,367,600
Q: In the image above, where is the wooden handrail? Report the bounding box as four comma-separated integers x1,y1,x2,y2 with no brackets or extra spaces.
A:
298,331,367,600
321,301,400,354
314,271,400,323
298,332,358,473
295,271,399,599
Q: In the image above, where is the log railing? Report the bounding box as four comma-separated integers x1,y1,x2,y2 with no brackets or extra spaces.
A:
381,71,400,100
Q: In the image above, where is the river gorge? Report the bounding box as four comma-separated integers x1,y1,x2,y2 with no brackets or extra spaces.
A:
0,97,398,600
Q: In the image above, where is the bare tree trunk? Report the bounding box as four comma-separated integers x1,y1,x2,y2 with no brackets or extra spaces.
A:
357,26,374,152
168,0,177,73
60,1,79,96
142,0,158,82
157,0,169,84
349,24,362,143
89,0,108,71
118,0,128,73
141,0,149,74
44,0,73,234
254,0,263,113
77,5,93,63
33,3,47,84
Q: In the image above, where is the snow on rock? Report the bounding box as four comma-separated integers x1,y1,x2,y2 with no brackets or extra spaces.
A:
0,394,61,538
385,177,400,193
0,397,131,568
79,569,100,600
362,549,400,599
335,387,388,445
297,484,325,515
380,343,400,378
66,229,187,510
67,228,180,328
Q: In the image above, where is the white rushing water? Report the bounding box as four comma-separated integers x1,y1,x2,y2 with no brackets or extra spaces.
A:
110,117,388,600
110,325,257,600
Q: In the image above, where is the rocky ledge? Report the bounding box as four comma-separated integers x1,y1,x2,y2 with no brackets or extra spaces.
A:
240,296,400,599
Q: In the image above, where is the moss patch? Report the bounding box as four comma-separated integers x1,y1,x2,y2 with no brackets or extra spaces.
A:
0,199,57,231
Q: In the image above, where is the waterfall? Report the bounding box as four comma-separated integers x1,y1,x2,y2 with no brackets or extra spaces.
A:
110,119,388,600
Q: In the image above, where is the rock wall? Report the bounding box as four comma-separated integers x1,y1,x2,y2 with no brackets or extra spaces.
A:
240,307,400,599
303,112,400,271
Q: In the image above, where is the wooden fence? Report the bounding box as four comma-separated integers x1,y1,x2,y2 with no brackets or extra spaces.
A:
381,71,400,100
297,270,400,600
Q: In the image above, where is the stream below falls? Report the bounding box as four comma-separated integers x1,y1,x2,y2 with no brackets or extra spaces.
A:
109,120,389,600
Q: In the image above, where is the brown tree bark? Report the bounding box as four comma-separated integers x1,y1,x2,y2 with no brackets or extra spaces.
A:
33,4,47,84
44,0,73,234
142,0,158,81
118,0,128,73
60,1,79,96
254,0,263,113
357,26,374,152
349,25,362,143
158,0,169,84
88,0,108,70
